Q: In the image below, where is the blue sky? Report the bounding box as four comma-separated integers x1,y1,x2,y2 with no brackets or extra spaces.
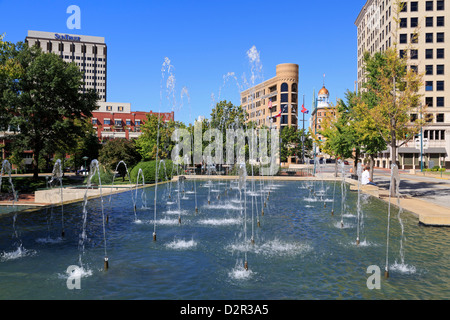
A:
0,0,366,125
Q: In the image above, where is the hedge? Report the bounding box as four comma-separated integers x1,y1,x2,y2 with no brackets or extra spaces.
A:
129,160,175,184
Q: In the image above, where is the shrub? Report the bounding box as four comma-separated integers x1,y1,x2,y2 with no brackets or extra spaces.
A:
129,160,175,184
84,165,115,185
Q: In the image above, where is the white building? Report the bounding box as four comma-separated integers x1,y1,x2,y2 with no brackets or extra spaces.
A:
25,30,107,102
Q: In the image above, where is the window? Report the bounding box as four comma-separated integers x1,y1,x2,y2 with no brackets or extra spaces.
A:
437,64,444,75
281,83,289,92
411,33,418,43
426,1,433,11
437,114,444,123
437,16,445,26
426,65,434,75
115,120,122,127
426,33,434,43
426,97,434,107
292,83,298,92
426,17,434,27
400,2,407,12
106,106,112,111
411,17,418,28
411,1,418,11
281,94,289,103
411,49,418,59
411,65,418,73
437,0,445,10
400,18,407,28
436,32,445,43
400,34,407,44
426,81,434,91
425,114,434,123
269,85,277,93
58,43,64,51
436,81,444,91
126,120,131,126
135,120,141,126
437,48,444,59
426,49,433,59
400,50,406,59
437,97,445,107
92,119,97,125
118,106,124,112
410,114,418,122
104,119,111,125
47,42,52,51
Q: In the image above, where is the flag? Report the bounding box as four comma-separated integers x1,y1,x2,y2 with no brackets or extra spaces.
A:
274,109,282,118
268,99,272,109
301,104,309,114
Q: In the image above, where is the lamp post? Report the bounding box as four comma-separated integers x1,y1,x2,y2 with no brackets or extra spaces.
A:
82,156,89,175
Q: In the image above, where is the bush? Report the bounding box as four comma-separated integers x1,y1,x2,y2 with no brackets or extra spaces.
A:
84,165,115,185
129,160,175,184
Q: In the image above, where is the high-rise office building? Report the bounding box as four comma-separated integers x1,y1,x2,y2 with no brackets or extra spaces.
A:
25,30,107,101
355,0,450,169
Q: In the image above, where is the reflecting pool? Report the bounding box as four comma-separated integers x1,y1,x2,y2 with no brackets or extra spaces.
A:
0,180,449,300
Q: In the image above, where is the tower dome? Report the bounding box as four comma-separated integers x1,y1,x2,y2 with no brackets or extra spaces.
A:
318,86,329,96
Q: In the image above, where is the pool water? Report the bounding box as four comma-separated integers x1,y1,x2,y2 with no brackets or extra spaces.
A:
0,180,449,300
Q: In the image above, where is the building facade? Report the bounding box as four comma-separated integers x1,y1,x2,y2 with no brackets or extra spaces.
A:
92,102,175,141
355,0,450,169
310,85,337,156
240,63,299,164
241,63,299,131
25,30,107,102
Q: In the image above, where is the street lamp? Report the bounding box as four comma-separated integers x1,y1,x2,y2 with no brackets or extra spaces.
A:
82,156,89,174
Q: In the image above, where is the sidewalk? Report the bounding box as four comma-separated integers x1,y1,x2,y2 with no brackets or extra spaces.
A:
365,170,450,227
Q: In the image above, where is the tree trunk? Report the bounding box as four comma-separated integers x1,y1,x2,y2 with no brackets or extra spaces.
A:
32,148,40,180
369,154,375,181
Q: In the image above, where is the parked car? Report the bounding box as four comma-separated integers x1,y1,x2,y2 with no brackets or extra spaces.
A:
344,161,349,165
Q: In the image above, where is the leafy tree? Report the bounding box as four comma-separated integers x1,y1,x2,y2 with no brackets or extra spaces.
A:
1,41,98,178
135,114,185,161
99,138,141,181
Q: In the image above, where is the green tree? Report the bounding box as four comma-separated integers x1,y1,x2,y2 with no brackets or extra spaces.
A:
135,114,185,161
1,41,98,179
99,138,141,181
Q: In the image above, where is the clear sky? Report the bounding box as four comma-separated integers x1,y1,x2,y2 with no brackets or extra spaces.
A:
0,0,367,125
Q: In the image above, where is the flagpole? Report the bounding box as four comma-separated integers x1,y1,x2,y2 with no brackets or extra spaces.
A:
302,94,305,164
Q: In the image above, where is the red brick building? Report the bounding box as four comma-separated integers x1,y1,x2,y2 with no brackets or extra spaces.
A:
92,102,174,141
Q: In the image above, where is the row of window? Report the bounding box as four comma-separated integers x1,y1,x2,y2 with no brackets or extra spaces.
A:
400,48,445,59
92,119,142,126
242,83,298,104
425,80,445,91
400,0,445,12
425,96,445,107
400,16,445,29
411,113,446,124
400,32,445,44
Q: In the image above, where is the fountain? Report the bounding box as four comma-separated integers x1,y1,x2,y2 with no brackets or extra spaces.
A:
48,159,65,237
80,159,108,271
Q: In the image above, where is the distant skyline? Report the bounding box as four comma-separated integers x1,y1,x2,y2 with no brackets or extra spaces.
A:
0,0,366,125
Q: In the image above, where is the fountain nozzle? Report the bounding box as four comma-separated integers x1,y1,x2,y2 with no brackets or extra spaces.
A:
104,257,109,270
385,269,389,279
331,209,334,216
178,217,181,224
244,261,248,271
195,207,198,213
153,232,157,242
356,238,360,246
61,229,65,238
